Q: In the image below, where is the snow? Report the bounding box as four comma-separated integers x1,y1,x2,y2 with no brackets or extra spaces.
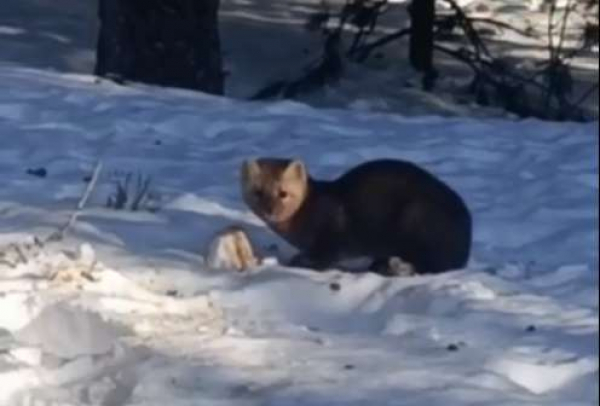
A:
1,0,597,118
14,304,121,359
0,0,598,403
0,61,597,405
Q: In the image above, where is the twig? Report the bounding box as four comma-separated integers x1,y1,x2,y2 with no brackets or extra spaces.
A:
562,40,592,61
546,1,558,110
557,0,577,57
13,244,28,264
572,82,599,107
548,0,558,62
441,0,492,60
0,238,43,268
434,44,481,74
436,44,550,93
545,0,579,112
469,17,538,38
352,17,534,61
45,161,103,243
131,174,152,211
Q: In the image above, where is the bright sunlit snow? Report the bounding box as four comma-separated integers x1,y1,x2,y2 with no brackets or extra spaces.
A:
0,0,598,404
0,64,597,405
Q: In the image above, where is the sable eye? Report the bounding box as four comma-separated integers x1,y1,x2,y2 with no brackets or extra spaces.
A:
253,190,264,199
278,190,289,199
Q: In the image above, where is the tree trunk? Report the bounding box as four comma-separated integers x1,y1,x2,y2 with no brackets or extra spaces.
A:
95,0,224,95
409,0,436,75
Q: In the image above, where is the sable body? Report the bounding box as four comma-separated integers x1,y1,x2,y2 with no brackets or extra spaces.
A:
241,158,472,275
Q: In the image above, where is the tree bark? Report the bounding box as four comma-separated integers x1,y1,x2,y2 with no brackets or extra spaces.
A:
95,0,224,95
409,0,436,74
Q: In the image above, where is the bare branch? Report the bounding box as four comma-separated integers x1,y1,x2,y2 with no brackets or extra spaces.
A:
557,0,577,57
548,0,558,61
46,161,103,243
441,0,492,60
573,82,599,107
469,17,538,38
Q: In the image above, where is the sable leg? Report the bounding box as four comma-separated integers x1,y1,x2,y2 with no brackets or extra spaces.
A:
289,251,336,271
370,257,417,277
289,253,313,268
369,258,391,275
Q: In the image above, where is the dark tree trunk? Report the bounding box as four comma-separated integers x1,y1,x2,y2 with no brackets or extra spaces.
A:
409,0,436,87
95,0,224,95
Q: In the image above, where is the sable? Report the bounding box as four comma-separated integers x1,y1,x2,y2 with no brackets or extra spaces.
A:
241,158,472,275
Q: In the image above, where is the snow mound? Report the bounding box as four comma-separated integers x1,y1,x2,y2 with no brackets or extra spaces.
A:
0,242,223,404
0,64,596,405
490,347,599,395
14,303,121,359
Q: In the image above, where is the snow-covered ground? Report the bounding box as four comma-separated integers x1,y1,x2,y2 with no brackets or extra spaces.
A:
0,0,598,404
1,0,597,118
0,64,598,405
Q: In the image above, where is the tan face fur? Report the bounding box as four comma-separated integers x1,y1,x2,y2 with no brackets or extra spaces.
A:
241,158,309,224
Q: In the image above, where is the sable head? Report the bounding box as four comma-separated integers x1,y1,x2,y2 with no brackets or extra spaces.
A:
240,158,309,224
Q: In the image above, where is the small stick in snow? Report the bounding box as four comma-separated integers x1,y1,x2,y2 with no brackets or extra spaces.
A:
45,161,103,243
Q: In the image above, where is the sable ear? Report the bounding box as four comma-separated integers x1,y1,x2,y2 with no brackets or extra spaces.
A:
241,159,260,182
284,160,307,182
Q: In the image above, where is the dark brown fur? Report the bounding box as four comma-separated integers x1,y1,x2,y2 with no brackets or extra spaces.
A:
241,158,472,275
